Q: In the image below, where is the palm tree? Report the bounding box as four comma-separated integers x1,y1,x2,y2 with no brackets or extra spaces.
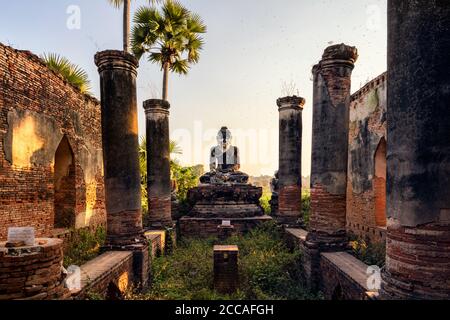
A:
131,1,206,100
108,0,162,52
41,53,91,94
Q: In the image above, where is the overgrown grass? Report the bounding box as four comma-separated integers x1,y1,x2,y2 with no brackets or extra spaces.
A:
63,226,106,268
132,221,321,300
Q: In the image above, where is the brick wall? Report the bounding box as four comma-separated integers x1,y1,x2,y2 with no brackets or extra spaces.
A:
0,43,105,240
346,72,387,243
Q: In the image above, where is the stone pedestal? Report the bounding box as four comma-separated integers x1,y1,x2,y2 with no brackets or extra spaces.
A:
381,1,450,300
276,96,305,226
95,50,143,246
0,238,70,300
180,184,272,238
217,223,235,241
308,44,358,246
214,245,239,294
143,99,173,229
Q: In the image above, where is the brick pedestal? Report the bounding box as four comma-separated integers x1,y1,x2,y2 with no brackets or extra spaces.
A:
0,238,70,300
214,245,239,294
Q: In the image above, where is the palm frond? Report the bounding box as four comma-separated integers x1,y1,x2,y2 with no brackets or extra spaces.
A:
170,59,189,75
170,140,182,155
41,53,91,94
186,13,207,34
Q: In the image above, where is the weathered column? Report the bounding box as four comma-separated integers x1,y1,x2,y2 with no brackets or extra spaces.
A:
95,51,143,246
381,1,450,300
276,96,305,226
143,99,172,228
307,44,358,247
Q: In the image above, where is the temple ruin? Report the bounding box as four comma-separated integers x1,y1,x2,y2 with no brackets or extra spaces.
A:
1,1,449,300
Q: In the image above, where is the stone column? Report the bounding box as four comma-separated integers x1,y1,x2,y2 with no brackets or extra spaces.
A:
95,50,143,246
381,1,450,299
307,44,358,247
276,96,305,225
143,99,172,228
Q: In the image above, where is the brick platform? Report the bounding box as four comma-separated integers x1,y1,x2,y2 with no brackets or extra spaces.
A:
179,216,272,238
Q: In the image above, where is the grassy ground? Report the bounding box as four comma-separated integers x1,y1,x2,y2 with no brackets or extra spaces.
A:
131,221,322,300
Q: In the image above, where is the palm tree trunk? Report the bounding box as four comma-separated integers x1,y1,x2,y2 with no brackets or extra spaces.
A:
162,62,170,101
123,0,131,52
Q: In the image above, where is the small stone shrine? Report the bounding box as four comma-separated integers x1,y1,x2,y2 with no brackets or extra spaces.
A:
179,127,272,238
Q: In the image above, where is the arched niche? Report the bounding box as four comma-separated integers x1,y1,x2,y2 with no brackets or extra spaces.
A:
374,137,387,227
54,135,76,229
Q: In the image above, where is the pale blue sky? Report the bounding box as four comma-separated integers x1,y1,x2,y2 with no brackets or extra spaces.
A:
1,0,387,176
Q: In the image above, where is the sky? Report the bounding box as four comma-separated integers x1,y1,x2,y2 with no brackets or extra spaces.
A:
0,0,387,177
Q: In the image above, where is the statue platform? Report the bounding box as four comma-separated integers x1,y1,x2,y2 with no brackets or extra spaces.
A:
179,183,272,238
179,126,272,238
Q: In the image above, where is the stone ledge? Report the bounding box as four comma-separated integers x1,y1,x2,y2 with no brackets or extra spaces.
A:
73,251,133,297
320,251,379,300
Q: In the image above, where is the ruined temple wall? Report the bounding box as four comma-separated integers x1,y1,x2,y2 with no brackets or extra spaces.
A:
346,72,387,243
0,43,105,240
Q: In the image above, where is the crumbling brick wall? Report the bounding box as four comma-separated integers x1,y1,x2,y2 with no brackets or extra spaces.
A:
346,72,387,243
0,43,105,240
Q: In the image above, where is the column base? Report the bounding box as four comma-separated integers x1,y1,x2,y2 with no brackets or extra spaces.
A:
302,230,349,292
106,209,144,246
380,222,450,300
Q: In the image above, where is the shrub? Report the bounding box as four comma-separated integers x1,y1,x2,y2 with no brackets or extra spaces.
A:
348,233,386,267
63,226,106,268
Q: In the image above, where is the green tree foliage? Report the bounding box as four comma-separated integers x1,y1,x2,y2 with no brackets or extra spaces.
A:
131,0,206,100
41,53,91,94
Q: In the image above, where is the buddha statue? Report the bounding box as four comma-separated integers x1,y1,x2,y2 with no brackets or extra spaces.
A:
199,127,249,184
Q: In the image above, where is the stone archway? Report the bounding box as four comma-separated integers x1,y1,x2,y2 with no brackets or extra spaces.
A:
373,138,386,227
54,135,76,229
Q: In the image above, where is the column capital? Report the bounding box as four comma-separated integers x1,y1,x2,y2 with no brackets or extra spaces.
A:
143,99,170,115
315,43,358,71
277,96,305,111
94,50,139,75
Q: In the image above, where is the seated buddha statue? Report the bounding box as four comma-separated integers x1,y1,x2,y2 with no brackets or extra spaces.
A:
199,127,249,184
